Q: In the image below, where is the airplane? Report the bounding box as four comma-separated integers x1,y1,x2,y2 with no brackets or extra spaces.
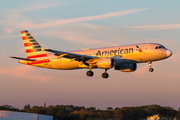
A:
10,30,173,78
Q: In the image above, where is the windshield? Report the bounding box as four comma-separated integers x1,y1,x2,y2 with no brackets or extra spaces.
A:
155,45,166,49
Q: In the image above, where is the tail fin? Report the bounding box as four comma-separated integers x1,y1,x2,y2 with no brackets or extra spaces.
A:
21,30,47,59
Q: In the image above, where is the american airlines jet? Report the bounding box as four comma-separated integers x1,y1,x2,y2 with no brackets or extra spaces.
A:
11,30,173,78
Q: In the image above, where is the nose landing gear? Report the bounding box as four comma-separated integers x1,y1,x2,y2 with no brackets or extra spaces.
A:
149,68,154,72
148,61,154,72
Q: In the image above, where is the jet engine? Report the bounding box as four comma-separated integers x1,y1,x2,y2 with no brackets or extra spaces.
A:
114,63,137,72
97,58,114,69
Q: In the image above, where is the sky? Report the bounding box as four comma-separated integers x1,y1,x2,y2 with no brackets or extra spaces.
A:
0,0,180,110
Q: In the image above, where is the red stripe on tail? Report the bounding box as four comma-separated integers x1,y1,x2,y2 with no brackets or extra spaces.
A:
26,49,35,53
27,59,50,65
24,43,31,47
21,31,25,34
22,36,28,40
26,54,47,59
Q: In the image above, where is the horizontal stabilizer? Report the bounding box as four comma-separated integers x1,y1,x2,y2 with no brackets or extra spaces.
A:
10,56,36,61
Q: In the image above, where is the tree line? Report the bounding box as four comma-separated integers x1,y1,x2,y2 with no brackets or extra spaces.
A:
0,104,180,120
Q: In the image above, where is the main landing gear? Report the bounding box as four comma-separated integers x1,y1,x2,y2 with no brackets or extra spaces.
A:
148,61,154,72
86,67,109,78
86,70,94,77
86,65,94,77
102,69,109,78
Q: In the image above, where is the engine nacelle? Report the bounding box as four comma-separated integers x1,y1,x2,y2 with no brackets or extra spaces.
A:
114,63,137,72
97,58,114,69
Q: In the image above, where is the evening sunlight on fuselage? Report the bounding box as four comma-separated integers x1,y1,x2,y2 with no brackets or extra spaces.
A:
10,30,172,78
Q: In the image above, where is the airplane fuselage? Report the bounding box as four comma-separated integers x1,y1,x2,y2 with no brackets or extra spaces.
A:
19,43,171,70
12,30,172,78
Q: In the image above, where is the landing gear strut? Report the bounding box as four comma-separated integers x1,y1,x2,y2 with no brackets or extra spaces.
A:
148,61,154,72
102,69,109,78
86,65,94,77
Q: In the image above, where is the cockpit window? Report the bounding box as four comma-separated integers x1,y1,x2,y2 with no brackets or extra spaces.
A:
161,45,166,49
155,45,166,49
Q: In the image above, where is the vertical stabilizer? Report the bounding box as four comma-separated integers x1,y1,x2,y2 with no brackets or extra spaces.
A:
20,30,47,59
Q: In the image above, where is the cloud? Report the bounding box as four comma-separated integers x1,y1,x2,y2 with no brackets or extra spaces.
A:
0,3,64,32
1,8,148,30
0,54,5,60
4,29,14,34
0,35,20,39
80,23,105,30
37,22,142,47
0,66,55,82
14,4,62,13
124,24,180,30
40,30,115,46
33,8,148,29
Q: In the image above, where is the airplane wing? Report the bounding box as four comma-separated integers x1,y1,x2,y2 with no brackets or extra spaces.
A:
45,49,99,65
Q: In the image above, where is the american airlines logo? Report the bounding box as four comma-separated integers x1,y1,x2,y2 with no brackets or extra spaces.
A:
96,48,134,56
136,45,143,52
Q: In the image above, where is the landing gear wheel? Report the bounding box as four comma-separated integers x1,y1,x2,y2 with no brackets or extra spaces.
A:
86,71,94,77
102,73,109,78
149,68,154,72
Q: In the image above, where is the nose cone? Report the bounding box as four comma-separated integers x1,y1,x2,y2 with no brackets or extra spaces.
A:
166,49,173,57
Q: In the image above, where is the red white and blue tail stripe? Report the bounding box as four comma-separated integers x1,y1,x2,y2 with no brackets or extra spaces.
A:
10,30,51,65
20,30,47,59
